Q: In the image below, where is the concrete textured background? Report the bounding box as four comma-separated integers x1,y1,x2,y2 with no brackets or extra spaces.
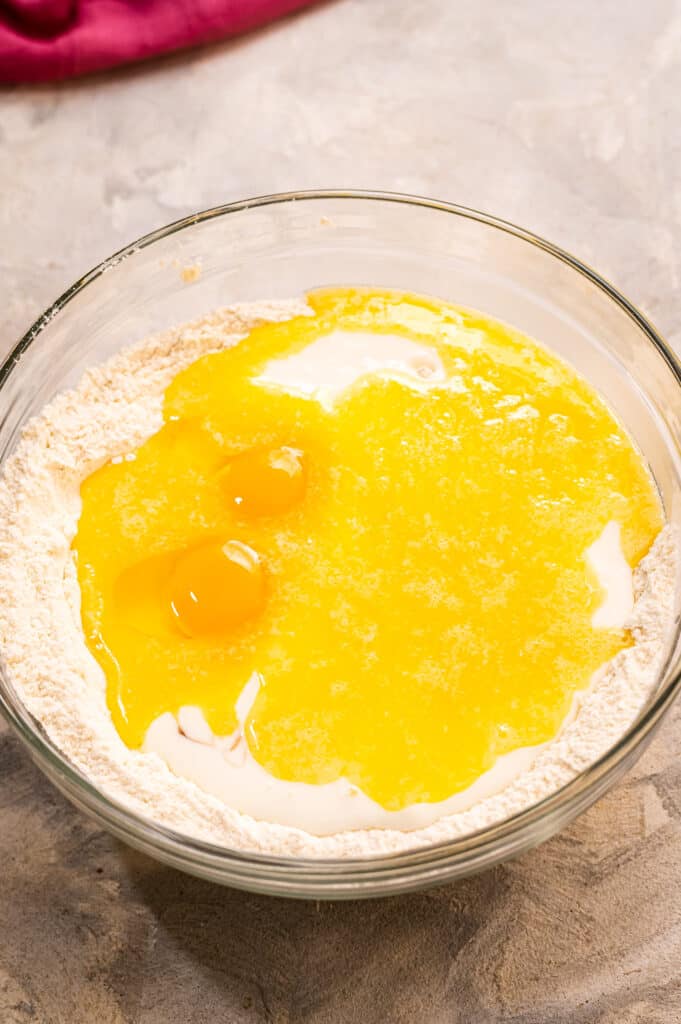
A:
2,0,681,1020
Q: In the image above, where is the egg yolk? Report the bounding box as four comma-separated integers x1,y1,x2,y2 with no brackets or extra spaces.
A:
74,287,662,810
222,446,307,517
168,539,265,637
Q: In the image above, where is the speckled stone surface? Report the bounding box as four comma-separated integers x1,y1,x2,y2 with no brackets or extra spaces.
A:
2,1,681,1020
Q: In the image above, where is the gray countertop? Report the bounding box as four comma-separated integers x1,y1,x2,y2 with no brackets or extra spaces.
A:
2,1,681,1020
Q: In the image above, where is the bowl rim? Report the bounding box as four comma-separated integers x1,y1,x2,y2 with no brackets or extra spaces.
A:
1,188,681,891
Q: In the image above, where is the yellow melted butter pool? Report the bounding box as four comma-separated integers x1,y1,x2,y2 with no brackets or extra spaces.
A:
74,288,662,810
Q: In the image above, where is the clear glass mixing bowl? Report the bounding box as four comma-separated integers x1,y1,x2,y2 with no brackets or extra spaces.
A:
1,191,681,899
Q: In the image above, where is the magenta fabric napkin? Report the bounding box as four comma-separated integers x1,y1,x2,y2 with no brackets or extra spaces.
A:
0,0,316,83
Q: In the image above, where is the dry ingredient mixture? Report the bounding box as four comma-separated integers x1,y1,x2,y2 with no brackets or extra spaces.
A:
0,299,675,857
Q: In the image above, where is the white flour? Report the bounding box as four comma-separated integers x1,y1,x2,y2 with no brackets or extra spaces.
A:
0,300,676,858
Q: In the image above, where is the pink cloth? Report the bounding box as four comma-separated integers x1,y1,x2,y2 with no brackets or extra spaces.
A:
0,0,316,82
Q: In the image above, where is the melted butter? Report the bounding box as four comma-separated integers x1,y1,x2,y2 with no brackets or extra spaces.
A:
74,288,662,810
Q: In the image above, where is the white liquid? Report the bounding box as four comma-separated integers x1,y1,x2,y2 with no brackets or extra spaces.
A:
255,329,446,408
144,332,635,835
145,679,545,836
586,520,634,628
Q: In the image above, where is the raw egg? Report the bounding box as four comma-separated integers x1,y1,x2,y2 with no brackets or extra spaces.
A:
222,446,307,517
167,539,266,637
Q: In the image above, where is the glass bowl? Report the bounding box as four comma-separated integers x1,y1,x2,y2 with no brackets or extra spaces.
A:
1,190,681,899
